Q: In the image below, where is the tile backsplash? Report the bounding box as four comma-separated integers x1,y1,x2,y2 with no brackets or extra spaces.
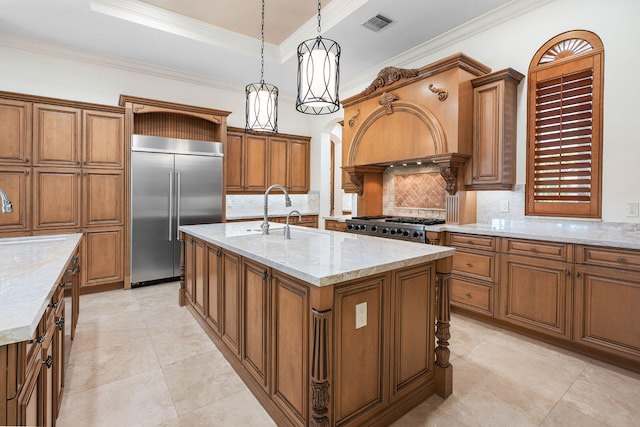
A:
383,164,446,219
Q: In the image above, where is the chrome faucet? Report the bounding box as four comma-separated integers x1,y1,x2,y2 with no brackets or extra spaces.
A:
284,210,302,240
0,187,13,214
261,184,291,235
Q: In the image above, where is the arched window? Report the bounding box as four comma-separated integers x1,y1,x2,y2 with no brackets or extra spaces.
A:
526,30,604,218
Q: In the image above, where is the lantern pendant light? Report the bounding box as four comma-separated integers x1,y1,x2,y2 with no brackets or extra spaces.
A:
246,0,278,132
296,0,341,115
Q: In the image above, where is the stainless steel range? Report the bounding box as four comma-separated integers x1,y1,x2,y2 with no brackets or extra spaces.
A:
345,216,445,243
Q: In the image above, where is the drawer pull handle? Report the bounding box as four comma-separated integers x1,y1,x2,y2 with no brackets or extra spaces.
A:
466,263,473,267
43,355,53,369
466,240,473,244
216,248,222,257
565,269,571,276
576,271,581,278
465,292,472,298
530,247,537,252
48,301,59,309
30,335,45,344
617,257,627,263
56,316,65,330
59,281,72,288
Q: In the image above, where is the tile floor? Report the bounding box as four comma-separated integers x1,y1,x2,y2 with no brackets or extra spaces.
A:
56,282,640,427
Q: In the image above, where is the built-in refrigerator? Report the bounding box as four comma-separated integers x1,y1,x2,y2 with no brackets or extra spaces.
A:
130,134,223,287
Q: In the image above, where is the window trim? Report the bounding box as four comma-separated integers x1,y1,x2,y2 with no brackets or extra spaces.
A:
525,30,604,218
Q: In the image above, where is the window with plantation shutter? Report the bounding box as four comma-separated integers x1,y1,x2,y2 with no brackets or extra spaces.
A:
526,31,604,218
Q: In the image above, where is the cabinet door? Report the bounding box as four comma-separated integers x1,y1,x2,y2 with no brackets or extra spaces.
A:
574,266,640,362
390,265,434,400
206,244,222,335
245,135,268,191
83,110,124,168
221,251,242,358
53,298,65,418
17,357,42,426
82,169,124,227
33,104,81,166
271,272,309,426
184,237,195,303
33,168,81,230
226,132,244,191
472,80,503,186
242,259,270,391
499,254,573,339
288,138,309,193
269,137,288,188
41,319,55,427
0,167,30,232
0,98,31,165
193,238,207,317
82,227,123,288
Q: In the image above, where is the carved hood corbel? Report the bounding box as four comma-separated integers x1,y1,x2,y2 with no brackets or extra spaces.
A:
343,165,386,197
430,154,470,195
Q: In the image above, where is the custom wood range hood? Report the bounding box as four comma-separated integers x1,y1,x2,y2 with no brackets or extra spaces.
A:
341,53,494,220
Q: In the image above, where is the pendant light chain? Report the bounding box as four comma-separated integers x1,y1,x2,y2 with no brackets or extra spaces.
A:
260,0,265,83
317,0,322,36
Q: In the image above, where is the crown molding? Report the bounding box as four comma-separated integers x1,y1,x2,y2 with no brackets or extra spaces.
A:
341,0,556,97
91,0,281,62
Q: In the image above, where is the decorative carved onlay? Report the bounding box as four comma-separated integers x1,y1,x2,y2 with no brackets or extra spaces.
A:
348,109,360,127
378,92,399,114
349,172,364,196
311,309,332,427
364,66,420,95
431,153,470,195
435,272,452,369
428,83,449,102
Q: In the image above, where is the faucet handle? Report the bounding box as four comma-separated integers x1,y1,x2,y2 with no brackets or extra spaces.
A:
284,210,302,239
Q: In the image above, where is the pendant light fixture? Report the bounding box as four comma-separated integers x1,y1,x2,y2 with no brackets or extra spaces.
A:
246,0,278,132
296,0,341,115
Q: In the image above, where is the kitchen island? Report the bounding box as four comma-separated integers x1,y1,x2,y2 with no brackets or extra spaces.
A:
179,222,455,427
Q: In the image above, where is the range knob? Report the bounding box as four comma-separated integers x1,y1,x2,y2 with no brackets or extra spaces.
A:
355,224,362,231
390,229,397,235
371,225,378,232
413,231,421,238
347,224,354,230
382,228,389,234
402,230,410,237
395,228,403,235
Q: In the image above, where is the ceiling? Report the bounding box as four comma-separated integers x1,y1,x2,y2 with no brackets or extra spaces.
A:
0,0,537,99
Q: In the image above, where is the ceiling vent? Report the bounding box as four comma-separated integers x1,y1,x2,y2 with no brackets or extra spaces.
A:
362,14,393,32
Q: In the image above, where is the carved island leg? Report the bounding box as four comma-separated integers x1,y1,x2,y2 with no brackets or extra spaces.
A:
311,308,332,427
178,235,186,307
435,257,453,398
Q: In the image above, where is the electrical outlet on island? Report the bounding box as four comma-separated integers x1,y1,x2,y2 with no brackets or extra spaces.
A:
625,201,639,217
355,302,367,329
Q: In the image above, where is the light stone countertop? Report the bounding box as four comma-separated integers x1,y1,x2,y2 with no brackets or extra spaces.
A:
0,233,82,346
424,219,640,250
323,215,352,222
180,221,454,287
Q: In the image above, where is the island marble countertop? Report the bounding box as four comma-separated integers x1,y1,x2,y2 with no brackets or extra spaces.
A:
424,219,640,250
0,233,82,346
180,221,454,287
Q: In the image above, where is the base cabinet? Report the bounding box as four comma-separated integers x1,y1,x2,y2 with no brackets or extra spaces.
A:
180,231,452,427
82,227,122,290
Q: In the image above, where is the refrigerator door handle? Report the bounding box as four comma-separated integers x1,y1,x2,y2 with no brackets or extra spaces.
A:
176,171,182,241
168,171,174,242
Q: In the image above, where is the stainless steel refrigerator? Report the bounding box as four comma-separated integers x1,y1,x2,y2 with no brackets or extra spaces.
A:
130,134,223,287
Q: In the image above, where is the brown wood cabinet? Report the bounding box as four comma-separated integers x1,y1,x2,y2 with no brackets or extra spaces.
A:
180,230,453,427
467,69,524,190
574,246,640,364
0,167,31,232
82,110,124,168
82,169,124,227
0,98,31,165
227,127,310,194
33,168,81,230
242,258,271,392
324,219,347,232
81,227,122,289
448,233,498,316
33,104,81,167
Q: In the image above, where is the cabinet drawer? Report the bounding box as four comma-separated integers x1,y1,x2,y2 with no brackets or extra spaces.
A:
577,245,640,271
501,238,573,262
325,219,347,232
447,233,497,251
451,277,493,315
452,249,496,282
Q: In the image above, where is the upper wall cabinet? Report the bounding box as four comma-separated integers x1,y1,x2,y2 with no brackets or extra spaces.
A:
33,104,82,167
226,128,310,194
0,99,32,165
467,68,524,191
83,111,125,169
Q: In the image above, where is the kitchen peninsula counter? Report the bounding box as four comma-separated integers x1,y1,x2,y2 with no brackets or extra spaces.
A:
179,222,455,427
0,233,82,346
